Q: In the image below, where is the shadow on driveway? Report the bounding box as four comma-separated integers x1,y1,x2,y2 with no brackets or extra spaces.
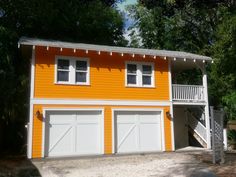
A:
0,156,41,177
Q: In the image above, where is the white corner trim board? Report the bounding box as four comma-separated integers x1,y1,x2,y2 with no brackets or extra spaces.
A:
27,46,35,159
168,60,175,151
31,98,171,106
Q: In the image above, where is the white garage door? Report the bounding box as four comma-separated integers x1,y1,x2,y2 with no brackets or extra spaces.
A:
115,111,162,153
44,110,103,157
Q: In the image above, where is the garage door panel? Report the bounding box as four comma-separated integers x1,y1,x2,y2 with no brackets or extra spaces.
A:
48,124,74,156
115,111,162,153
139,123,161,151
116,113,136,123
76,124,100,154
49,112,76,124
117,124,138,152
76,111,101,123
45,110,103,157
139,113,160,123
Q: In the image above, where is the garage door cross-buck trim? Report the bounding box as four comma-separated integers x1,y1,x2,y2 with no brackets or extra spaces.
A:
112,109,165,154
42,108,104,157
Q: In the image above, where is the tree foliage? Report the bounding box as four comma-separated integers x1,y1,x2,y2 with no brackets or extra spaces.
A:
210,10,236,119
0,0,126,154
128,0,236,120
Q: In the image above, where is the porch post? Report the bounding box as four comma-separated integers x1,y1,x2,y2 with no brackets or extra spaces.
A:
202,66,211,149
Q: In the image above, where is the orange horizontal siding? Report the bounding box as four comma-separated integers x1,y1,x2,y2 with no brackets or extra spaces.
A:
31,104,172,158
34,46,169,100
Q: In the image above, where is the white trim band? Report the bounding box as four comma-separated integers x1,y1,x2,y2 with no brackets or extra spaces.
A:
173,101,206,106
31,99,171,106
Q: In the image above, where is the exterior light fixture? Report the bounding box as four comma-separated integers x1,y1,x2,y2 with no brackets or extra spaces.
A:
121,53,124,57
86,50,88,54
164,56,167,60
184,58,186,62
173,57,176,61
132,54,135,58
60,48,63,52
166,111,171,118
98,51,101,55
35,110,41,118
73,49,76,53
153,56,156,59
46,46,49,51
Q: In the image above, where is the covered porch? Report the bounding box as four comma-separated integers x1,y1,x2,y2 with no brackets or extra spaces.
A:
170,57,211,150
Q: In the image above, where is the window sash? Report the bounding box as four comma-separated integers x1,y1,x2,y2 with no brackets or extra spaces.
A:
127,64,137,74
76,60,87,71
56,57,89,85
76,72,87,83
57,59,70,70
126,62,154,87
127,74,137,85
57,59,70,82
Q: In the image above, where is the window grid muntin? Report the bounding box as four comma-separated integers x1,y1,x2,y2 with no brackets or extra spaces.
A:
55,57,89,85
126,62,154,87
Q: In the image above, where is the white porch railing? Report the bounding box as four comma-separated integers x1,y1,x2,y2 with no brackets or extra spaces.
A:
188,111,207,143
172,84,205,102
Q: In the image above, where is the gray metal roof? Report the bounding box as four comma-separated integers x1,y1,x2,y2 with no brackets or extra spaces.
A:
18,37,212,62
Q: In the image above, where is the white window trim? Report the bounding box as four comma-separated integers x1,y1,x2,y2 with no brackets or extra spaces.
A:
125,61,155,88
55,56,90,85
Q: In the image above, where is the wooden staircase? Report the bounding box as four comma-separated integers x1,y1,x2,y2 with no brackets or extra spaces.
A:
187,108,207,148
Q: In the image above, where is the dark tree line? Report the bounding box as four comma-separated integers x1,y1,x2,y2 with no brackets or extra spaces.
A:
0,0,126,154
128,0,236,141
0,0,236,154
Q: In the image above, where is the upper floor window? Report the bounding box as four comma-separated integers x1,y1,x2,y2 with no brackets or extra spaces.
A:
76,60,88,83
55,56,90,85
126,62,154,87
57,59,70,82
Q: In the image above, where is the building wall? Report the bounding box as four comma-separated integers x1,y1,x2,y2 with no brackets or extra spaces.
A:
173,107,188,149
32,104,172,158
34,46,169,100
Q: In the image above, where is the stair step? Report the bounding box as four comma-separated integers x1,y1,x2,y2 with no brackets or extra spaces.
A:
188,127,207,148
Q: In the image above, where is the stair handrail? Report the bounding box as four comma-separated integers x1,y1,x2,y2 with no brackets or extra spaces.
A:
187,110,207,143
186,108,205,126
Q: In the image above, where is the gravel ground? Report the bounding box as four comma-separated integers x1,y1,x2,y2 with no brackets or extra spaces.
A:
32,151,218,177
1,151,236,177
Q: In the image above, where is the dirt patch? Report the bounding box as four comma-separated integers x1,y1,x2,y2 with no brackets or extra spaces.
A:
33,152,217,177
1,151,236,177
0,156,41,177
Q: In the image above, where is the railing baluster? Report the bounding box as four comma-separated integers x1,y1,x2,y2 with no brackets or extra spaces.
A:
187,86,190,100
177,85,179,100
172,84,204,102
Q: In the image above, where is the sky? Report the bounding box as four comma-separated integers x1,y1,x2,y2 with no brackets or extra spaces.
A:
117,0,137,30
117,0,137,11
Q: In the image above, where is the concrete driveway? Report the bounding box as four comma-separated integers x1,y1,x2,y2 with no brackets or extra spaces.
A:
32,151,221,177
